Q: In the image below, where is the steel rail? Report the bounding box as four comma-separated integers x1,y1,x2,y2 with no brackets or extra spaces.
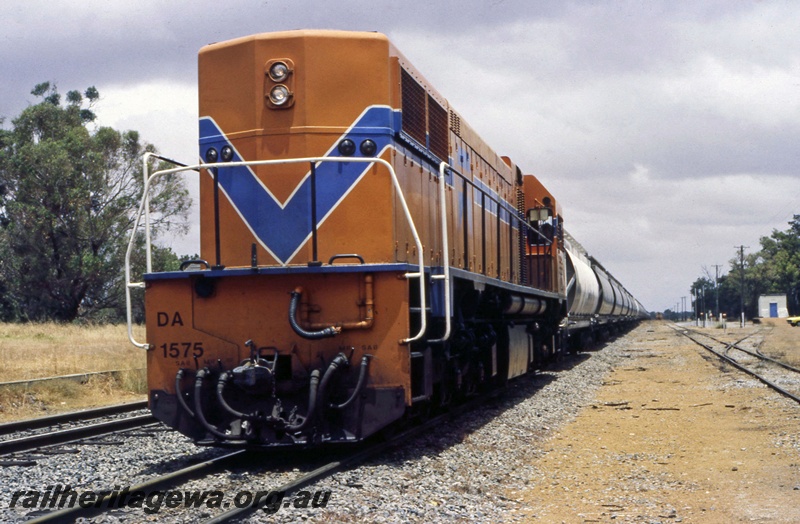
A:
25,349,590,523
685,327,800,375
670,324,800,405
27,450,248,523
0,369,145,390
24,397,489,524
0,414,156,456
0,401,147,436
202,388,506,523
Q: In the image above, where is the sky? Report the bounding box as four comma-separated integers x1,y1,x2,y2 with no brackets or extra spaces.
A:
1,0,799,313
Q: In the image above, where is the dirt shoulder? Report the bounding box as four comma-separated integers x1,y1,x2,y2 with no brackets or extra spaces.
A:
518,320,800,523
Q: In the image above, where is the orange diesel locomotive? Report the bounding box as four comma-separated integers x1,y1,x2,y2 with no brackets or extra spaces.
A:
125,30,647,447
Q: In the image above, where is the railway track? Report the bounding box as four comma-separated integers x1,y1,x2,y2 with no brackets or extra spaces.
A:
27,449,250,523
670,324,800,405
0,369,145,390
0,400,147,436
26,386,505,523
0,401,155,458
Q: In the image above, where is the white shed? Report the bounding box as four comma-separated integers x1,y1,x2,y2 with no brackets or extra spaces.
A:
758,294,788,318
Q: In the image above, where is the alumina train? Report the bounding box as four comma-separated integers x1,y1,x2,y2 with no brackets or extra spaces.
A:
125,30,647,448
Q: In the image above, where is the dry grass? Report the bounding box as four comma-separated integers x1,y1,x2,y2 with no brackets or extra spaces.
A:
758,317,800,366
0,323,146,379
0,323,147,422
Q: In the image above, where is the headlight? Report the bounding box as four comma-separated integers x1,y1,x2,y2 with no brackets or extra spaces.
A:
205,148,218,163
268,61,291,82
360,139,377,156
221,145,234,162
269,85,292,106
338,139,356,156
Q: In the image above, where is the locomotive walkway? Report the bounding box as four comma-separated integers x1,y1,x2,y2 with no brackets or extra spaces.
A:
518,320,800,523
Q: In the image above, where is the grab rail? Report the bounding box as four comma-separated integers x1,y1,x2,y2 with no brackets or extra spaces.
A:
428,161,452,343
125,153,427,349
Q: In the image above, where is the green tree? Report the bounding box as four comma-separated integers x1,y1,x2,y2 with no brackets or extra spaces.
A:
755,215,800,314
0,83,189,322
689,276,715,319
714,273,743,320
708,217,800,320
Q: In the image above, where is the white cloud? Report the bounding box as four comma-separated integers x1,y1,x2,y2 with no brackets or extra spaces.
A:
2,0,799,312
94,81,201,256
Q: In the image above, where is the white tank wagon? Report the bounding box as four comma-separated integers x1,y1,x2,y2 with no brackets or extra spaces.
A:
563,232,647,347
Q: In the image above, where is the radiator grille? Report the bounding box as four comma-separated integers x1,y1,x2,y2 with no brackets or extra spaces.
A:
401,69,426,145
449,110,461,137
401,68,451,162
428,95,448,161
516,188,527,285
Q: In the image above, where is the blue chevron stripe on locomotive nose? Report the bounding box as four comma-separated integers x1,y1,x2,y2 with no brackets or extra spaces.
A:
198,105,398,264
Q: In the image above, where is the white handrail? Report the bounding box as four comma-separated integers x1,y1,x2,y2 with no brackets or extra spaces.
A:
125,154,427,348
428,161,452,343
144,154,152,274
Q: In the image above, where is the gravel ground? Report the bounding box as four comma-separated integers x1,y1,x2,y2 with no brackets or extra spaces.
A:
251,329,641,523
0,426,230,522
0,326,640,523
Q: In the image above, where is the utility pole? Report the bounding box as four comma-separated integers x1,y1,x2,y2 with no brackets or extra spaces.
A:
736,246,748,327
712,264,722,320
701,286,706,327
682,296,687,322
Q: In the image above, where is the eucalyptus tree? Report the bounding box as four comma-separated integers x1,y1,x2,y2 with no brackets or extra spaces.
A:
0,83,189,321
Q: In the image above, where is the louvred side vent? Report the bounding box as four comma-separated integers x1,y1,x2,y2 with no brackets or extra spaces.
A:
401,69,426,146
428,95,448,161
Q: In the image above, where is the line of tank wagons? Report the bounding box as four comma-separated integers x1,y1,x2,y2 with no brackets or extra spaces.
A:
563,232,647,347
